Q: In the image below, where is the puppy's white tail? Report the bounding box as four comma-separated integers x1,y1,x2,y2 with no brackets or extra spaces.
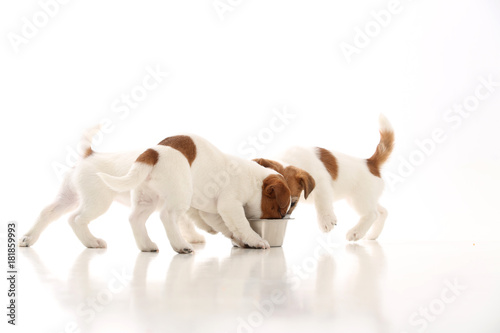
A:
367,114,395,177
80,125,101,158
98,148,159,192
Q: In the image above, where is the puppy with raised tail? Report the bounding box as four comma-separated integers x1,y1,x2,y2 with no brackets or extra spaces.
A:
20,132,291,253
255,114,395,241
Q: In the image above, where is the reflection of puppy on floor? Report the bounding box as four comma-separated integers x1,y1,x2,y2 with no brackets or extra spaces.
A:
344,242,390,333
313,242,388,332
128,247,288,330
344,242,388,332
20,248,108,332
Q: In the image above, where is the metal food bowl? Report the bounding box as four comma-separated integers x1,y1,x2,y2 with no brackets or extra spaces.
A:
248,217,292,247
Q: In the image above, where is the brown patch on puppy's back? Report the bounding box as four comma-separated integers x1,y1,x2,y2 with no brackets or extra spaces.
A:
136,149,159,165
158,135,197,165
83,147,93,158
316,147,338,181
261,174,291,219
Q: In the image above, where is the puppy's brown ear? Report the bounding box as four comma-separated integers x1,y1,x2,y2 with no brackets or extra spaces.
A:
254,158,267,168
263,175,291,209
297,171,316,199
253,158,285,174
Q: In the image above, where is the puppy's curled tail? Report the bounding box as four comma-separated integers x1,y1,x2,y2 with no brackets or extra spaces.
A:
367,114,395,177
98,148,159,192
80,125,101,158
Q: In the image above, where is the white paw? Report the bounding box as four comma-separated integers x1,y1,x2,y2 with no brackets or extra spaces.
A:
19,235,35,247
140,242,159,252
86,238,107,248
174,244,194,254
185,233,206,244
346,228,365,242
318,215,337,233
246,238,270,249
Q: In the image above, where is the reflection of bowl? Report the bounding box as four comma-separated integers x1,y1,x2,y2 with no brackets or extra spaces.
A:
248,218,292,247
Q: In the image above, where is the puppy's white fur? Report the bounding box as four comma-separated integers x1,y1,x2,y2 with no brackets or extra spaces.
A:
98,136,287,251
280,115,394,241
20,132,290,253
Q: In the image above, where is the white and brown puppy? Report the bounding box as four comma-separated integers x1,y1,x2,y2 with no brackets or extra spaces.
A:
20,132,291,253
252,158,315,215
256,115,395,241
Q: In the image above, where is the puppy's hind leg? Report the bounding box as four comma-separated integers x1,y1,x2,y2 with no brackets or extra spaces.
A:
179,210,207,244
68,192,114,249
149,150,194,254
346,198,379,242
197,211,246,247
188,208,217,235
160,207,194,254
20,176,79,247
364,204,388,240
197,211,233,238
129,188,159,252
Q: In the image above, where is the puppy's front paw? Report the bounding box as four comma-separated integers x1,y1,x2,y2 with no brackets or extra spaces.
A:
140,242,159,252
346,228,365,242
87,238,107,248
318,215,337,233
246,238,270,250
185,233,206,244
174,244,194,254
19,235,35,247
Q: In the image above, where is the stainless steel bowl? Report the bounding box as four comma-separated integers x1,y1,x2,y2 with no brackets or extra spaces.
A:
248,217,292,247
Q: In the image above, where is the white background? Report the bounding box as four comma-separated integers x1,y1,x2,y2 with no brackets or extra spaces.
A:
2,2,500,333
1,0,500,250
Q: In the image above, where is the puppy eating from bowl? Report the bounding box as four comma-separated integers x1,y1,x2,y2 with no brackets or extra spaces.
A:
19,130,291,253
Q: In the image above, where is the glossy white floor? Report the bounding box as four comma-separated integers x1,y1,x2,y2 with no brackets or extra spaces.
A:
11,234,500,333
